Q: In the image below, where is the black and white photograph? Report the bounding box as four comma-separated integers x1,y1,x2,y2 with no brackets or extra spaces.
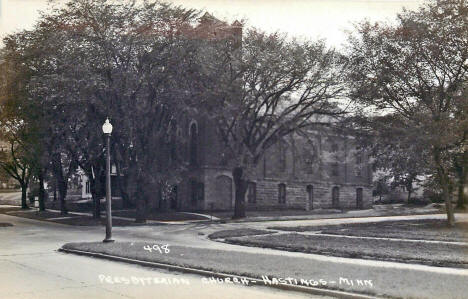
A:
0,0,467,298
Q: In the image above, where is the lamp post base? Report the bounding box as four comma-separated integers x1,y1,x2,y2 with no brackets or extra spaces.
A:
103,238,115,243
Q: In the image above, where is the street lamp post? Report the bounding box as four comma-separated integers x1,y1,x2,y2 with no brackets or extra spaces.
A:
102,118,114,243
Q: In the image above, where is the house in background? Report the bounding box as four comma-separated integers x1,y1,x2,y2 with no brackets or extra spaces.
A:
0,139,21,189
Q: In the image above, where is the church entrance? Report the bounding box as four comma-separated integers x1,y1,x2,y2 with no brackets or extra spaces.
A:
215,175,233,210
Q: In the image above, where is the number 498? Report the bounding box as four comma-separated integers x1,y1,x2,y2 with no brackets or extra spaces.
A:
143,244,170,254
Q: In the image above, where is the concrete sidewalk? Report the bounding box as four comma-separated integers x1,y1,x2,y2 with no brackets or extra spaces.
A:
216,204,443,223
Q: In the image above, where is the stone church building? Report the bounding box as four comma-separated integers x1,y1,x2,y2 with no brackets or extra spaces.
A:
78,13,373,212
172,117,373,212
171,14,373,212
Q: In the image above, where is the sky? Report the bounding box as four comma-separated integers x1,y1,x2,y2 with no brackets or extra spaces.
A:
0,0,426,47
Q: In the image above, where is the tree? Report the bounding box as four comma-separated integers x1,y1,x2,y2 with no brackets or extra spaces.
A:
452,86,468,209
0,134,33,209
373,176,390,203
358,114,428,203
201,30,346,218
1,0,206,222
346,0,468,226
453,150,468,209
0,48,40,209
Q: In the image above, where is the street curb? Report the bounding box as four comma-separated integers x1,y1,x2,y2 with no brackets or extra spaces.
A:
59,247,380,299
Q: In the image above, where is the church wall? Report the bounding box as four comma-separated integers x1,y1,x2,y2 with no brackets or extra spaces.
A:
247,179,372,210
177,116,373,212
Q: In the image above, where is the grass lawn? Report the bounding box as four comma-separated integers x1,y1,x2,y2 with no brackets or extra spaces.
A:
269,219,468,243
61,241,468,299
0,206,206,225
60,241,377,296
210,209,343,219
0,207,23,213
112,210,208,221
208,228,274,239
0,207,137,226
223,232,468,268
52,215,137,226
62,241,322,281
7,209,66,220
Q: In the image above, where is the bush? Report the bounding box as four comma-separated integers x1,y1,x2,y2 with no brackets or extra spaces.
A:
423,190,444,203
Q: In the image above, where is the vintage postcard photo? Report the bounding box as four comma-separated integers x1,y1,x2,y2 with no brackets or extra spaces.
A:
0,0,466,298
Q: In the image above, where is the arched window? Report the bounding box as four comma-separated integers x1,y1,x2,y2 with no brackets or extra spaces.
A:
189,122,198,165
332,186,340,208
356,188,363,209
356,153,363,164
331,163,339,176
278,183,286,204
170,186,178,210
190,179,204,205
247,182,257,204
190,180,197,205
306,185,313,210
170,120,178,162
215,175,233,210
279,142,286,172
85,180,90,194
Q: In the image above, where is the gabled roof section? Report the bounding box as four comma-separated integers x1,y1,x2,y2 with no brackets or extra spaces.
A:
192,12,242,41
231,20,243,27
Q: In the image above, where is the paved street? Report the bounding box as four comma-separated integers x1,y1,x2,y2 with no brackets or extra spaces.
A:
1,209,468,298
0,213,330,299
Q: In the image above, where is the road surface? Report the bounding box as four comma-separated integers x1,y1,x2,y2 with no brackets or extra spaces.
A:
1,208,468,298
0,212,328,299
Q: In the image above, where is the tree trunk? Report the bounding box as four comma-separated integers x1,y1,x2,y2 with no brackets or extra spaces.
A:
52,155,68,215
115,162,132,208
20,183,28,209
90,175,100,219
407,189,412,204
434,149,455,226
456,154,467,209
135,175,147,223
58,178,68,215
135,197,147,223
38,169,45,211
457,181,466,209
232,167,247,219
442,182,455,226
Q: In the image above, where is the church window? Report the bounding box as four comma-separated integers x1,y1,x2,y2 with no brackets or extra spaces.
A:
331,163,339,176
278,183,286,204
189,122,198,165
331,143,338,152
279,143,286,172
247,182,257,204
